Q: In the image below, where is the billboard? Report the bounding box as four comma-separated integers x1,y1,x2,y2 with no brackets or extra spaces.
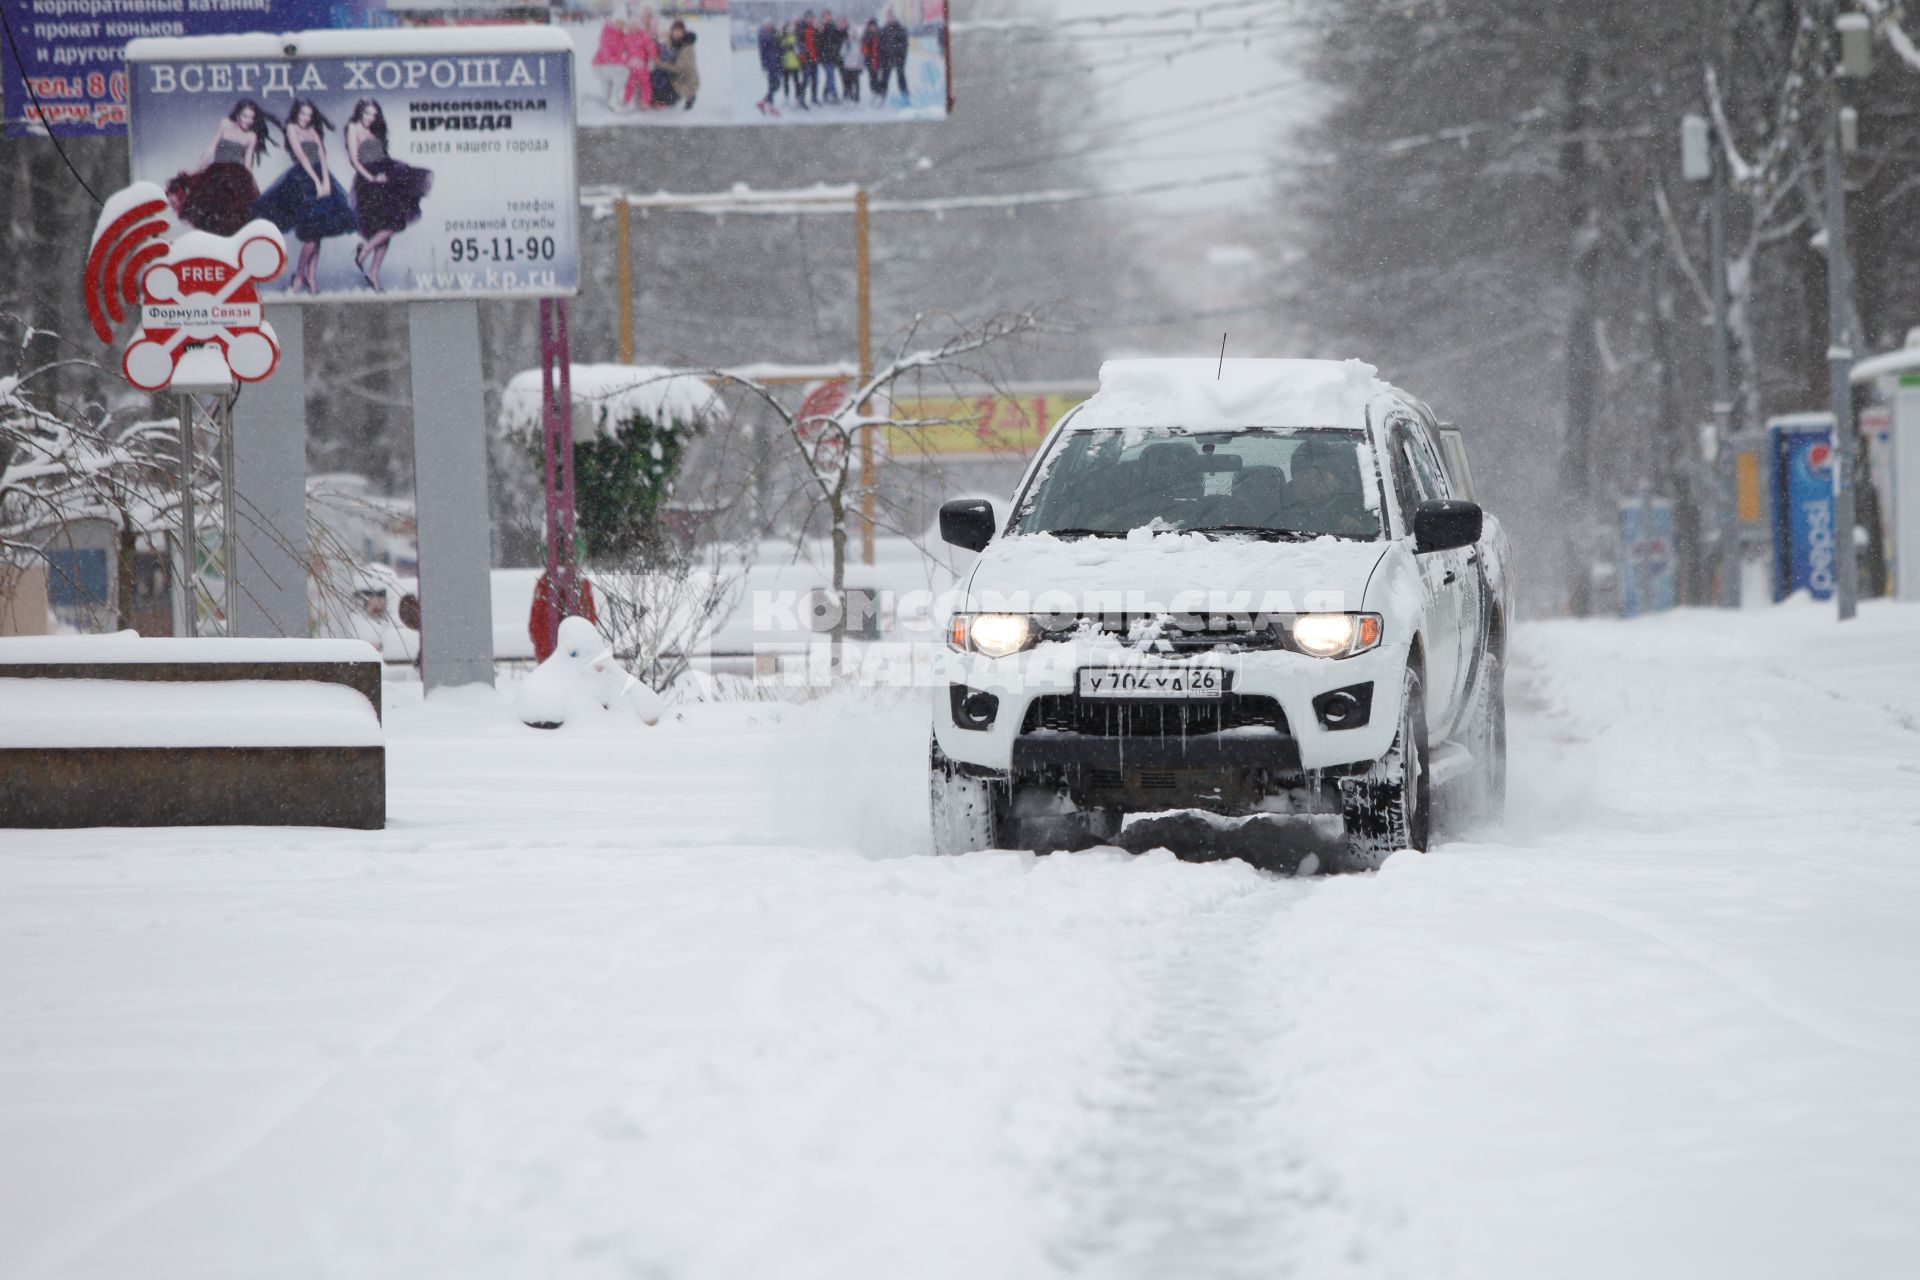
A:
883,391,1083,459
0,0,545,137
1768,415,1837,602
125,29,578,302
551,0,947,129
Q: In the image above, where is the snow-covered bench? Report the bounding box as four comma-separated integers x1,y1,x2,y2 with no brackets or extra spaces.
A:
0,635,385,829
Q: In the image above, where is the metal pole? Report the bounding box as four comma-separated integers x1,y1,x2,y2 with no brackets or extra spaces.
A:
1826,83,1859,621
1710,2,1739,608
539,299,560,654
176,394,196,638
556,299,577,612
855,186,875,568
616,196,635,366
220,392,237,636
537,297,579,660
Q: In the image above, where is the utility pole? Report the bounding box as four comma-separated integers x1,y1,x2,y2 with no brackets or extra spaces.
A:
1710,126,1738,608
855,186,875,568
616,198,634,366
1710,0,1739,607
1684,105,1739,608
1827,12,1872,621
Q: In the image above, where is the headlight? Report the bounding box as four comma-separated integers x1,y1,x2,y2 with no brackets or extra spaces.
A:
1290,612,1383,658
948,612,1037,658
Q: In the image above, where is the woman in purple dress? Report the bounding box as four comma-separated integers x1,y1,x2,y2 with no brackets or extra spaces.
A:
250,100,358,293
167,100,273,236
345,100,433,292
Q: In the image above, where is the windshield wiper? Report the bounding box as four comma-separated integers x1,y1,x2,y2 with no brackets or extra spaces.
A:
1186,525,1315,542
1035,527,1126,539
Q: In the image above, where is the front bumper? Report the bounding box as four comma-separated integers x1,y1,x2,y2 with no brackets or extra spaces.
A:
931,638,1409,782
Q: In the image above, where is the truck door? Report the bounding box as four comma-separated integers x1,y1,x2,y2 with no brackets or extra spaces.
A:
1389,423,1462,728
1403,425,1482,732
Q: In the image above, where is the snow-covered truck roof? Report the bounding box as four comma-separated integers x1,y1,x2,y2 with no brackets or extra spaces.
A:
1069,358,1392,434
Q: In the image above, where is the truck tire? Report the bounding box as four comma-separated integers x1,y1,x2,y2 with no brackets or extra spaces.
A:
1462,647,1507,829
930,738,1009,855
1337,664,1431,870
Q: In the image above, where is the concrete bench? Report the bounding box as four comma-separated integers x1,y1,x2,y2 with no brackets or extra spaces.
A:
0,636,385,829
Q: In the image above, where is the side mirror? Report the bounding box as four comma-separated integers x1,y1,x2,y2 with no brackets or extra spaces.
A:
939,498,996,553
1413,499,1482,554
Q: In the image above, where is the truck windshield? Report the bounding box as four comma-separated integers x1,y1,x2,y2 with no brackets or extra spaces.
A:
1010,426,1382,541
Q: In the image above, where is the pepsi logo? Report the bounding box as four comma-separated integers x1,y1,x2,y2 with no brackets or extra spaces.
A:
1807,442,1833,472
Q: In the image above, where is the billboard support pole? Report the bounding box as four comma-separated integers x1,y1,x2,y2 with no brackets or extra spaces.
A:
230,304,310,637
616,197,635,365
856,186,875,568
408,300,496,691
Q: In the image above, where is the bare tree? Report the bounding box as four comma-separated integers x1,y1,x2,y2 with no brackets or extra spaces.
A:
685,310,1046,666
2,318,192,630
593,543,747,693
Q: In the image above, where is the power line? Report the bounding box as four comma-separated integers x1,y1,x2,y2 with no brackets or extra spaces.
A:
588,93,1667,225
951,0,1290,33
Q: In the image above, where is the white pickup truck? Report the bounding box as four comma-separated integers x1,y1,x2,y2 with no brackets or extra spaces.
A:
930,358,1514,871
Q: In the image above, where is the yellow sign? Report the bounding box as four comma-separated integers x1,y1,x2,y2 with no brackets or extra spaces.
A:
885,394,1085,459
1735,449,1763,525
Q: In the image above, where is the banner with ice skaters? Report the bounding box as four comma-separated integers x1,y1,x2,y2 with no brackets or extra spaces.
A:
555,0,948,128
125,28,579,303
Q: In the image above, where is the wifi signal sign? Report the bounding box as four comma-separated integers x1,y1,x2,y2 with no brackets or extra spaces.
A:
84,188,174,346
83,181,284,393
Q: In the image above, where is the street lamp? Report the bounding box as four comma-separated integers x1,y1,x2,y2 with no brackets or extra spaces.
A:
1680,110,1738,607
1826,10,1872,621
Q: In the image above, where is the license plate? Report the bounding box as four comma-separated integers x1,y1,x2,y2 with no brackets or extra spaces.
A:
1078,666,1224,699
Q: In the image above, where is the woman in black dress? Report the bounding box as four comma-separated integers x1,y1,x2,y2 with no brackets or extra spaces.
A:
251,100,358,293
345,99,433,292
167,99,273,236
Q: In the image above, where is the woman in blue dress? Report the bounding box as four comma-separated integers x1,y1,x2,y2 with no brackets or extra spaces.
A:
250,100,358,293
345,99,433,292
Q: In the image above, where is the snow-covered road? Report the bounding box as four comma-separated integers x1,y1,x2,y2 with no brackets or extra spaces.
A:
5,604,1920,1279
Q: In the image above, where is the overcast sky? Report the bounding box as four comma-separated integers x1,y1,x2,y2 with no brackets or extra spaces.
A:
1037,0,1317,212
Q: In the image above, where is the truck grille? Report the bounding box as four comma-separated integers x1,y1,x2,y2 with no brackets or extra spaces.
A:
1021,693,1288,738
1052,615,1286,653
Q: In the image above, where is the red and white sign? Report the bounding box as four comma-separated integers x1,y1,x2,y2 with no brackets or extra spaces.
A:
83,181,285,393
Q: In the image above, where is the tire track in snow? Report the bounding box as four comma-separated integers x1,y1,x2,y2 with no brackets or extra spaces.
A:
1047,873,1370,1279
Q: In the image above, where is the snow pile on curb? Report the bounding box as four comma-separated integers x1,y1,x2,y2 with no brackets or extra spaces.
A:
498,364,722,444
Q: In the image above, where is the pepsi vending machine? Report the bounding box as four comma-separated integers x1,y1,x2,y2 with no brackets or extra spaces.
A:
1767,414,1837,602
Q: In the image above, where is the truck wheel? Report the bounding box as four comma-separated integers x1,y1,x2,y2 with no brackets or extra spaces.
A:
930,738,1008,855
1337,664,1431,870
1462,647,1507,829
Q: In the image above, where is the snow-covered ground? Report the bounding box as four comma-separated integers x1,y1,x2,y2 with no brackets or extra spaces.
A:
4,601,1920,1278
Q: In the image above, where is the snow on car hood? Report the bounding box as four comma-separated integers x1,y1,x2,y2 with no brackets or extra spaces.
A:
964,528,1390,618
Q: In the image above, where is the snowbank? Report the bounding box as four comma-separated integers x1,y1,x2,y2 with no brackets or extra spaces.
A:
5,602,1920,1277
0,634,377,665
0,677,382,748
